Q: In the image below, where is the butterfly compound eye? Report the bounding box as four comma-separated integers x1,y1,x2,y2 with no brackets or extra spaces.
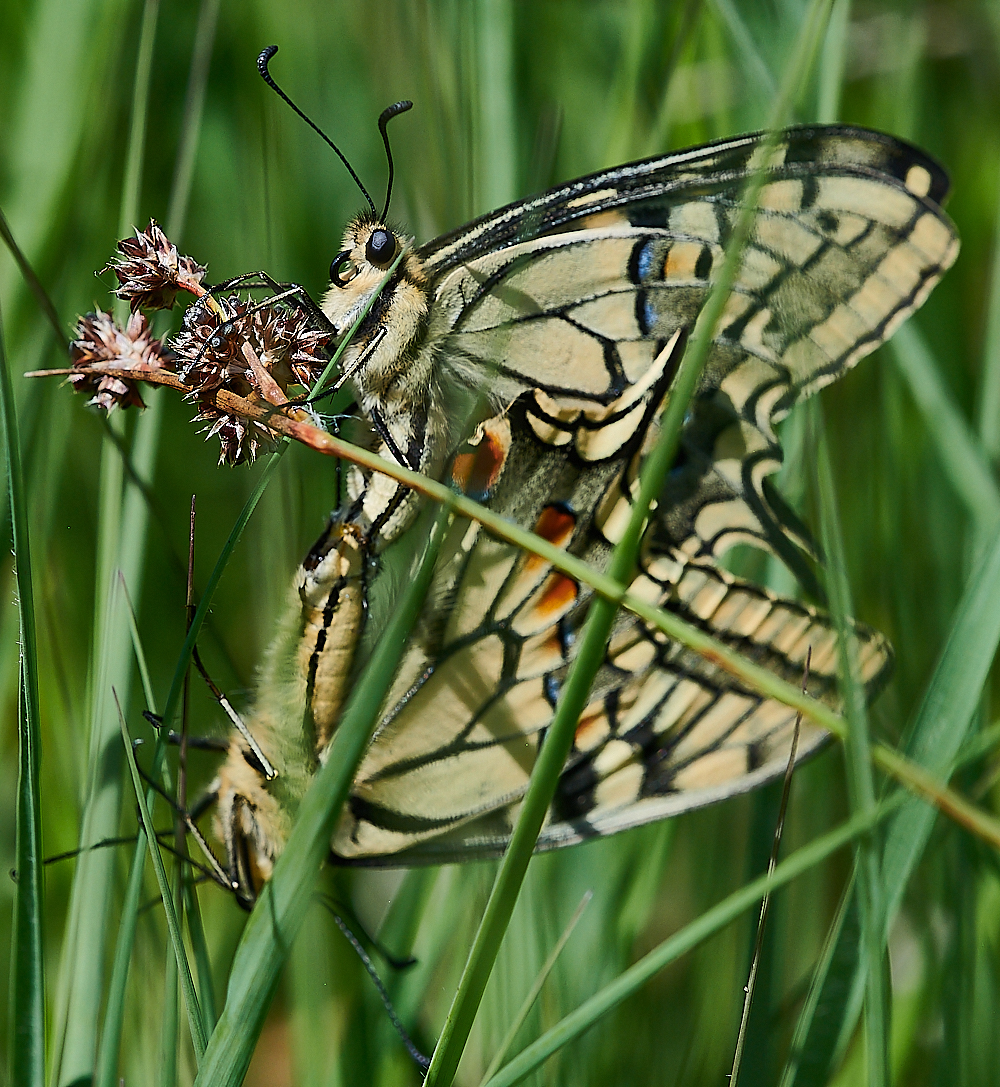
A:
365,228,396,265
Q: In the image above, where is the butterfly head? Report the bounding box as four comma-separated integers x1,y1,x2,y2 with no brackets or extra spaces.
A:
323,215,402,327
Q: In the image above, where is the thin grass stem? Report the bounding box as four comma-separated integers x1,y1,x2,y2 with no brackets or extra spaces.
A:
484,796,905,1087
815,413,888,1087
478,891,592,1087
1,294,45,1086
117,696,206,1060
56,3,163,1077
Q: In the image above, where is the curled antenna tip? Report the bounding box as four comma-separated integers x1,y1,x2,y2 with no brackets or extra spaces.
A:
258,45,278,75
378,101,414,220
379,101,413,128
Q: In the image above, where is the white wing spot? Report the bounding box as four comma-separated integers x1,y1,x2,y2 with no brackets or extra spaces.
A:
905,164,932,198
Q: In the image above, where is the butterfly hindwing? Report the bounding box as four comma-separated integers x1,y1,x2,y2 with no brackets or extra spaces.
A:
331,369,889,863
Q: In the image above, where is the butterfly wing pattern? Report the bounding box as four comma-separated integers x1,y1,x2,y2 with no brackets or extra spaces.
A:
216,125,958,877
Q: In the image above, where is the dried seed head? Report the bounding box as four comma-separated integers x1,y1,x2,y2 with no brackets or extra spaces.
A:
172,295,256,396
193,402,278,466
69,310,172,411
104,220,207,311
171,296,332,397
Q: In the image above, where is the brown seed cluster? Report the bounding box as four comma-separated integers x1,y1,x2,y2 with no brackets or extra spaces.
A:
69,221,333,464
104,219,207,311
172,295,331,464
69,310,171,411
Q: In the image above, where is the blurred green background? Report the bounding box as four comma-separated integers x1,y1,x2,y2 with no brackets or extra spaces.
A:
2,1,1000,1085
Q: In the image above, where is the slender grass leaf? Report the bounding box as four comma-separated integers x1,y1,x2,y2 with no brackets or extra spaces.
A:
478,890,592,1086
57,2,162,1078
1,297,45,1085
889,322,1000,529
815,416,888,1087
118,699,206,1059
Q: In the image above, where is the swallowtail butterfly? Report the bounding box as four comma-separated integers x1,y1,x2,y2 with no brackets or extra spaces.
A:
210,89,957,894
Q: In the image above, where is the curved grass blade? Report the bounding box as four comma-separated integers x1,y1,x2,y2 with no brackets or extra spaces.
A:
116,694,206,1061
814,415,888,1087
425,8,835,1080
55,3,163,1078
91,5,222,1077
191,507,449,1087
1,300,45,1086
478,891,592,1087
889,323,1000,529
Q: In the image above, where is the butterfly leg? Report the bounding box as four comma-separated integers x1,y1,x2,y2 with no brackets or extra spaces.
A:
207,271,336,335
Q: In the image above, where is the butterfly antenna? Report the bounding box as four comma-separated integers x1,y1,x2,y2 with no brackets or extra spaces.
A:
257,45,377,218
378,100,412,220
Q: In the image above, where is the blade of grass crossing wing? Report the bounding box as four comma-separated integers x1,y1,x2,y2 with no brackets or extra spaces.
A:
1,301,45,1087
425,7,834,1083
814,414,889,1087
191,507,449,1087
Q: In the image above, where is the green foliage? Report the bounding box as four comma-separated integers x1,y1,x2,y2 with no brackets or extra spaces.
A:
1,1,999,1085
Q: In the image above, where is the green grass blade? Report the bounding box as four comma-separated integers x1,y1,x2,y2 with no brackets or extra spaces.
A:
478,891,592,1087
94,580,155,1087
118,700,206,1061
707,0,777,99
782,522,1000,1085
816,0,850,124
1,299,45,1085
483,798,903,1087
977,167,1000,460
889,322,1000,528
56,3,162,1078
881,526,1000,921
165,0,222,242
815,415,888,1087
191,507,449,1087
93,832,147,1087
778,873,858,1087
425,11,833,1081
160,946,179,1087
91,0,220,1065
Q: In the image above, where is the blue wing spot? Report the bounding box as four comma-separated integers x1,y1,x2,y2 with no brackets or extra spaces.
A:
629,237,658,284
